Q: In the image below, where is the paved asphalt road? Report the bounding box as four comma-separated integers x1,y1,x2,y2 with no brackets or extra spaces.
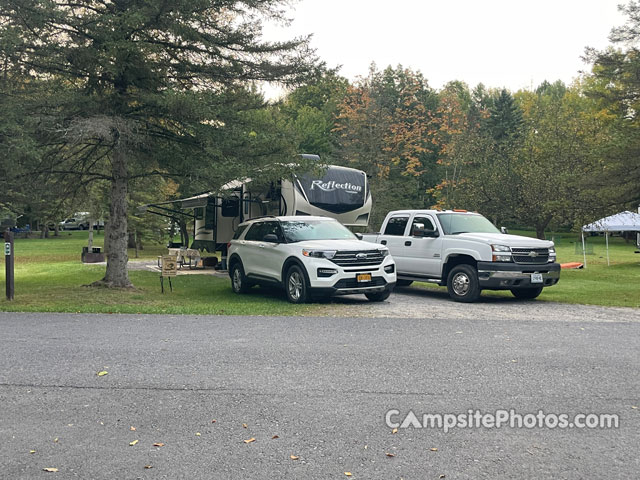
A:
0,309,638,479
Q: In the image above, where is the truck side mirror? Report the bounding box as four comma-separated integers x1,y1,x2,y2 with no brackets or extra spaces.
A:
501,226,509,234
423,228,439,238
412,223,425,237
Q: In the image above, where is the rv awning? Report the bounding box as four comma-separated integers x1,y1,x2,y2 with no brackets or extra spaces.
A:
137,192,213,214
582,211,640,232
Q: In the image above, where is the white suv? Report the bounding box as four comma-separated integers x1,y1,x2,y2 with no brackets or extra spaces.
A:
228,216,396,303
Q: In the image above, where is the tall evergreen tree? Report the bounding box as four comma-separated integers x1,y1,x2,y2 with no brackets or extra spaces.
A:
0,0,316,287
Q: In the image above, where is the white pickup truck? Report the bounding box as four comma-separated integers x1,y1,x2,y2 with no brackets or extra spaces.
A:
361,209,560,302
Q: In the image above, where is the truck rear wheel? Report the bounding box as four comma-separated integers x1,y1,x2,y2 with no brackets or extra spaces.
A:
446,264,481,303
510,287,543,300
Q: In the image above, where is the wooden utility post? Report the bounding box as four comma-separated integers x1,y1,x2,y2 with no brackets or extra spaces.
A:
4,229,14,300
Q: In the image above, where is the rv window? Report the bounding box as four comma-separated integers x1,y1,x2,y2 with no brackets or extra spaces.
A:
296,167,366,214
384,216,409,236
221,197,239,218
194,208,204,220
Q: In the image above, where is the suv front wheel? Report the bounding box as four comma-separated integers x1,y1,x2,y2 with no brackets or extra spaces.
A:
285,265,309,304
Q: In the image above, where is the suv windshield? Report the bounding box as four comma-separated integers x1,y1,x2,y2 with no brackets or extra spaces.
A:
437,213,500,235
280,220,356,242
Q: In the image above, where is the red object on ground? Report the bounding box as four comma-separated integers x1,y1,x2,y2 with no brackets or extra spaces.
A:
561,262,584,269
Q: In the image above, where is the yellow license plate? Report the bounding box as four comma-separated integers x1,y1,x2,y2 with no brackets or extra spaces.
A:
357,273,372,283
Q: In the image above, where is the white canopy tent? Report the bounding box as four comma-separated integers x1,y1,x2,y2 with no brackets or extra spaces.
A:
581,211,640,267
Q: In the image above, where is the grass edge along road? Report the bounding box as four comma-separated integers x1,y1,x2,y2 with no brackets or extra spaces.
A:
1,230,639,313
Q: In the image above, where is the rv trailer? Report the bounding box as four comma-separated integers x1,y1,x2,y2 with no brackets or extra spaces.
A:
139,156,372,268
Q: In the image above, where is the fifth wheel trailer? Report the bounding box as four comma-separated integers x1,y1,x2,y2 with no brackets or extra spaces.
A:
139,156,372,268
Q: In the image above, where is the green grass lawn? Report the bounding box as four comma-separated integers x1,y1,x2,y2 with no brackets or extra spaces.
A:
0,231,315,315
416,230,640,308
1,230,639,312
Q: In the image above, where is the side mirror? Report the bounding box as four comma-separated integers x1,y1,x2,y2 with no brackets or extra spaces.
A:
263,233,280,243
501,226,509,234
423,228,439,238
412,223,425,237
355,233,363,240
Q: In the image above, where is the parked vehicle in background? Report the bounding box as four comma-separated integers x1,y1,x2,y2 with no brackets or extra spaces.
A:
59,213,104,230
362,210,560,302
228,216,396,303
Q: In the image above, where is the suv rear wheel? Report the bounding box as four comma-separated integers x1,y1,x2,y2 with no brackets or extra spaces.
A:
230,262,251,294
285,265,309,304
447,264,481,302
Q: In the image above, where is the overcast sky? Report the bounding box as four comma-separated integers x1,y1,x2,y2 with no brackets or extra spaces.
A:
261,0,626,98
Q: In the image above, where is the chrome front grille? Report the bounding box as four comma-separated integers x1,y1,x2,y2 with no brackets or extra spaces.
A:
330,250,385,267
511,247,549,264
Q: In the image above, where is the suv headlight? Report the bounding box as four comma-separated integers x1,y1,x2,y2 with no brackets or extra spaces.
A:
379,248,389,257
302,249,337,260
548,246,556,263
491,244,512,262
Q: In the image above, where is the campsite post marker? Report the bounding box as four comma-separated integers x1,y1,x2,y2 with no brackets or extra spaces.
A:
605,231,610,266
581,231,587,268
4,229,14,300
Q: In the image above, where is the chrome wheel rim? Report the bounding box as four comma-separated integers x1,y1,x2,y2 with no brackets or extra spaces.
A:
452,272,470,296
232,268,242,291
288,271,303,300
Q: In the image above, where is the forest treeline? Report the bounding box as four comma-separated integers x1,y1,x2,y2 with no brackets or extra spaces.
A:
1,0,639,285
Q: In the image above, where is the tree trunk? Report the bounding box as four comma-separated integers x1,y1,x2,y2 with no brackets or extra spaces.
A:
95,148,132,288
535,225,546,240
179,220,189,248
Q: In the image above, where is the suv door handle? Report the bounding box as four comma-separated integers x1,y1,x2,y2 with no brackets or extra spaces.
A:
381,240,387,245
405,241,412,246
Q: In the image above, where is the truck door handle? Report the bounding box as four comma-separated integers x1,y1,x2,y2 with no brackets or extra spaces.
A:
405,241,412,246
381,240,387,245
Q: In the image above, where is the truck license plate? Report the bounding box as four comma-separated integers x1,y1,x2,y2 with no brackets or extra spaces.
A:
531,273,543,283
357,273,372,283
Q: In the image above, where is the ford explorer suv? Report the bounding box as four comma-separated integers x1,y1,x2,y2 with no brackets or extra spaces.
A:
362,210,560,302
228,216,396,303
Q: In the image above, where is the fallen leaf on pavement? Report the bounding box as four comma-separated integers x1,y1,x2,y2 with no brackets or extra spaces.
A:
242,423,248,428
53,438,58,443
385,452,396,457
290,455,299,460
129,440,139,446
439,475,446,479
153,443,164,447
391,428,398,434
211,420,217,423
195,432,201,436
243,438,256,444
97,371,108,377
344,473,352,477
43,468,58,472
271,435,279,439
430,448,438,452
632,406,637,409
130,426,136,431
144,465,152,469
30,450,36,454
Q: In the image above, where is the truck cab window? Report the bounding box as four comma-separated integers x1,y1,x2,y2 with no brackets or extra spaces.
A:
384,216,409,236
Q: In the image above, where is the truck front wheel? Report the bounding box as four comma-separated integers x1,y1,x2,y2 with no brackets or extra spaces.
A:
510,287,543,300
447,264,481,303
